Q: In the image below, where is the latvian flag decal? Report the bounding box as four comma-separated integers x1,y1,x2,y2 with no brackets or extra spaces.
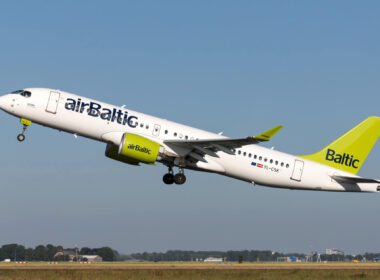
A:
251,162,263,168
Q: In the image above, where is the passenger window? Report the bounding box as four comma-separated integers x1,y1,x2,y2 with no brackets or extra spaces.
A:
264,158,267,162
238,150,241,155
165,130,168,134
243,152,246,156
140,123,144,128
185,135,188,140
259,156,262,161
179,134,183,139
174,132,177,137
254,155,257,159
135,122,139,126
286,164,289,168
248,153,251,158
146,125,149,129
275,161,278,165
270,159,273,164
281,162,284,167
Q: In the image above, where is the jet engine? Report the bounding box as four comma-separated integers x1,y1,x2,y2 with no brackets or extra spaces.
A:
105,133,168,165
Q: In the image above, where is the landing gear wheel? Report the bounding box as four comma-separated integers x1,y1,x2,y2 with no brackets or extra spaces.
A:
17,123,29,142
17,134,25,142
174,173,186,185
163,173,174,185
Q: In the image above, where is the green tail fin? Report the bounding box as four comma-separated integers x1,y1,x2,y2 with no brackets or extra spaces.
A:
299,116,380,174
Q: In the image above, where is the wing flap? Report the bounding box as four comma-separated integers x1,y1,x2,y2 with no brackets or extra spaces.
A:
165,136,258,149
164,125,283,151
163,125,282,163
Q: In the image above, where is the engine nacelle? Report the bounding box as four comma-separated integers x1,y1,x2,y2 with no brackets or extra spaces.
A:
105,143,140,165
118,133,163,164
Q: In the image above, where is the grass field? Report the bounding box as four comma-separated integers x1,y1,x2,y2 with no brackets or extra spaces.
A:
1,262,380,279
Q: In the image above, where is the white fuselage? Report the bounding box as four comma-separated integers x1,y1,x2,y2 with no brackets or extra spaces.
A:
0,88,377,192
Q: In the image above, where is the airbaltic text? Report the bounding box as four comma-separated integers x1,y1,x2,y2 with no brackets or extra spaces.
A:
128,144,151,154
325,149,359,168
65,98,138,128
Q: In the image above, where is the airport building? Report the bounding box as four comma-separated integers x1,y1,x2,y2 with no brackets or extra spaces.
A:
277,256,301,262
53,251,102,262
325,248,344,255
53,251,76,261
204,257,223,262
81,255,103,262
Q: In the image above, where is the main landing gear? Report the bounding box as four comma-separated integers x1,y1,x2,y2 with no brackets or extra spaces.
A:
163,167,187,185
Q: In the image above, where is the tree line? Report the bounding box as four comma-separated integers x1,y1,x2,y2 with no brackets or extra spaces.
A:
0,244,118,261
130,250,380,262
130,250,296,262
1,245,380,262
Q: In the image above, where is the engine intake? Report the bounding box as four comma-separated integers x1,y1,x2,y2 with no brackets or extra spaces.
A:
105,143,140,165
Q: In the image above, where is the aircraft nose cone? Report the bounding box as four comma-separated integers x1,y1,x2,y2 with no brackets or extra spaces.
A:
0,95,8,110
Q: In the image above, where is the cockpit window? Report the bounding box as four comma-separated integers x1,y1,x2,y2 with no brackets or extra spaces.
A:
21,91,31,97
11,90,24,94
10,90,31,97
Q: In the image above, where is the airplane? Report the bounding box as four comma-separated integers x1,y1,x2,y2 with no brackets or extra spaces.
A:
0,88,379,192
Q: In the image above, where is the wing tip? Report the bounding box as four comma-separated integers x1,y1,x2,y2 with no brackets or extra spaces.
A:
255,125,283,141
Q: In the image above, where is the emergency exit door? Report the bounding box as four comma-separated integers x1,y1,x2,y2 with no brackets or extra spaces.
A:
291,159,304,181
46,91,60,114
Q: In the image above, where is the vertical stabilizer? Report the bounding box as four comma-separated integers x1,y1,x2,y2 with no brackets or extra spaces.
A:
299,116,380,174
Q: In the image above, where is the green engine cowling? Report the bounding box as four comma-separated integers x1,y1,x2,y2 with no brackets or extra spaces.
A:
119,133,162,164
105,133,164,165
105,143,140,165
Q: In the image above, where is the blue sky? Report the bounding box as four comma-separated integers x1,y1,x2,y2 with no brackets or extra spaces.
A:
0,1,379,254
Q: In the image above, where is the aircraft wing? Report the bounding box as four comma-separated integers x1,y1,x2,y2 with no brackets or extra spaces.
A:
331,175,380,184
164,125,283,156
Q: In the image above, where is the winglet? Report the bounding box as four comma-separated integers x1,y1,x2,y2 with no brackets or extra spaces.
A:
255,125,283,141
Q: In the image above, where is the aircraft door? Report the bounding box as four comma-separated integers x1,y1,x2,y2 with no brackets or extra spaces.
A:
153,124,161,136
46,91,60,114
291,159,304,181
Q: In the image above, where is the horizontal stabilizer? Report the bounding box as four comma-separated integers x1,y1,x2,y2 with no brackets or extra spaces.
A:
331,175,380,184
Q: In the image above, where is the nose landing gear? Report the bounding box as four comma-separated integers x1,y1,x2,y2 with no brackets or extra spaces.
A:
17,132,25,142
17,118,31,142
163,167,187,185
